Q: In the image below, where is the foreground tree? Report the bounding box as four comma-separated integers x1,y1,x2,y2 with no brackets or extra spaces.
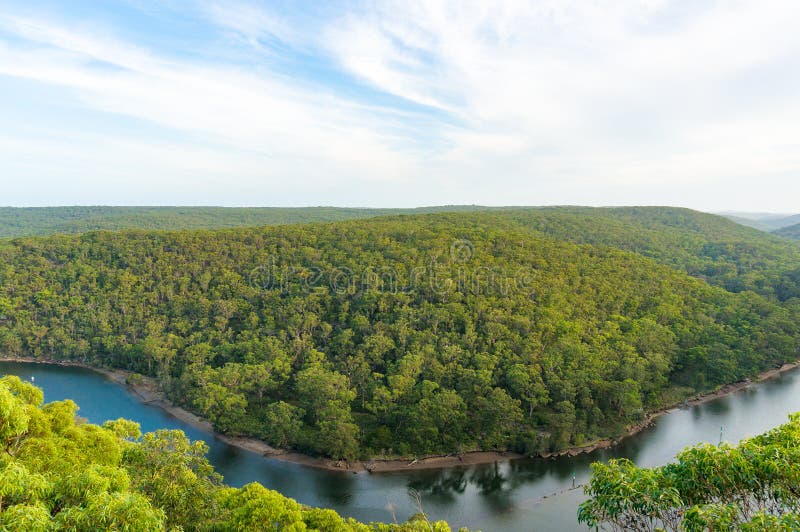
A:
0,376,460,531
579,413,800,531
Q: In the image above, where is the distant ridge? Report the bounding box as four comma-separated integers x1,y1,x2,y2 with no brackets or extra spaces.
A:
721,215,772,231
721,211,800,231
0,205,512,238
775,222,800,240
8,204,800,240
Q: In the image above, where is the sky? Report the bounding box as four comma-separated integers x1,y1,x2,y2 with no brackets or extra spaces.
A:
1,1,799,211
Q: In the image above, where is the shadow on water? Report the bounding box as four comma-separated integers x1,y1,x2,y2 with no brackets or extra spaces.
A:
315,472,356,506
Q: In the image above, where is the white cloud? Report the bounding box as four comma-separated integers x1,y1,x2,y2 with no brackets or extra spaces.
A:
1,1,800,209
323,1,800,184
0,13,426,187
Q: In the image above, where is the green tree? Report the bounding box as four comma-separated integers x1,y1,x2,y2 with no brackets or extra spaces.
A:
0,378,456,531
262,401,304,448
579,413,800,531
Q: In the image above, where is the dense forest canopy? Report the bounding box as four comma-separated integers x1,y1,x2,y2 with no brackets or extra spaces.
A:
579,413,800,531
495,207,800,300
1,207,800,460
0,375,455,531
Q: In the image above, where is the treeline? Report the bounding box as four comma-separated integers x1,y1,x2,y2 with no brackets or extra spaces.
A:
1,209,799,460
579,412,800,531
0,375,455,531
0,205,500,238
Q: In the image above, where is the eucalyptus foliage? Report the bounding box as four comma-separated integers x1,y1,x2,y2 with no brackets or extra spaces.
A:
579,413,800,531
0,375,459,531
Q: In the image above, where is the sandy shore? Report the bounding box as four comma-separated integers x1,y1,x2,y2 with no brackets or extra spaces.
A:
3,356,799,473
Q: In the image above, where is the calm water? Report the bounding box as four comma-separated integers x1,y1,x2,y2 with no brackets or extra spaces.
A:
3,361,800,531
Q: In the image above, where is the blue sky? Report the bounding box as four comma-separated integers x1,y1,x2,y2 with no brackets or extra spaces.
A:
1,0,799,210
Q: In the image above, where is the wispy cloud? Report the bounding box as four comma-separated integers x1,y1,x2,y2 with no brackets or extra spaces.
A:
1,1,799,209
0,10,426,186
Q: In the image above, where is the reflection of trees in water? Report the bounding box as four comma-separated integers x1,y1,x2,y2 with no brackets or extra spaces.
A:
596,434,646,467
506,457,558,485
505,455,593,486
403,442,657,514
212,441,242,462
470,462,506,493
406,463,517,512
469,462,514,513
407,469,467,503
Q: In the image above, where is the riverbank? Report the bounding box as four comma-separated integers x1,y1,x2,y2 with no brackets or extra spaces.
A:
3,356,799,472
539,359,800,459
0,356,526,472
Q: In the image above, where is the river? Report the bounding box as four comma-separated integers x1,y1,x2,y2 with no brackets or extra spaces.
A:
2,361,800,531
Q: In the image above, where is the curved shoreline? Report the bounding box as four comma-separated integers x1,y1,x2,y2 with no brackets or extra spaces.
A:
538,359,800,459
2,356,799,473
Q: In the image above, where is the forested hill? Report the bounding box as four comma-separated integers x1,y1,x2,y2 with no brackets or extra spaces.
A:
492,207,800,300
6,205,798,296
358,207,800,299
0,205,501,237
775,222,800,241
2,209,800,461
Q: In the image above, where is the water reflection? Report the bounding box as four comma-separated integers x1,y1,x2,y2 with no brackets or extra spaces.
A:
469,463,515,513
470,462,507,494
408,469,467,502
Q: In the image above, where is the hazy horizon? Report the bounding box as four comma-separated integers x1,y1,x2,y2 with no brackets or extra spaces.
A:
0,204,797,217
6,203,796,216
5,203,797,217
